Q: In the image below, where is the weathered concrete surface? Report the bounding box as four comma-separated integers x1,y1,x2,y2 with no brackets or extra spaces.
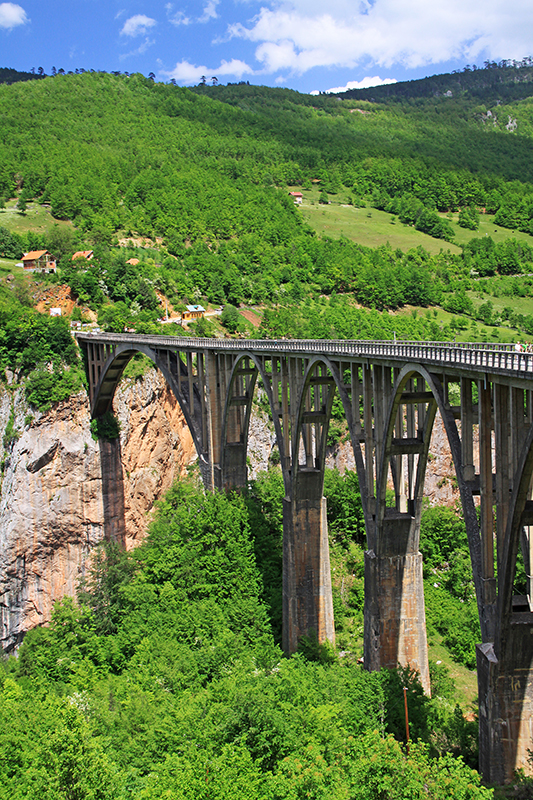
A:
0,369,195,651
324,412,480,507
283,490,335,654
477,618,533,784
250,407,472,509
364,546,430,694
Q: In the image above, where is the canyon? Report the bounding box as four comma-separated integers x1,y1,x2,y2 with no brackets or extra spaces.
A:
0,368,462,651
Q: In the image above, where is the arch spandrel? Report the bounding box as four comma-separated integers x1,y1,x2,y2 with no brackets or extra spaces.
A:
497,420,533,638
219,351,291,492
375,364,485,631
89,342,206,467
290,355,371,523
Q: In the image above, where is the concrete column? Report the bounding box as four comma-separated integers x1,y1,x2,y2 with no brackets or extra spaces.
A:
477,618,533,784
220,443,248,490
98,438,126,546
461,378,475,482
364,516,430,694
282,475,335,653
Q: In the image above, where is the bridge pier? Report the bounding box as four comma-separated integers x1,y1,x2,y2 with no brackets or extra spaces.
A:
219,443,248,490
364,515,430,694
282,474,335,653
477,617,533,784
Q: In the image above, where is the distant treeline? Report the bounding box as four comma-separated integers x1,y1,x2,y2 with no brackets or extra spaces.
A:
0,67,44,85
335,60,533,103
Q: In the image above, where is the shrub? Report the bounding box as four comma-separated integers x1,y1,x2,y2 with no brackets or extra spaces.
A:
90,411,121,441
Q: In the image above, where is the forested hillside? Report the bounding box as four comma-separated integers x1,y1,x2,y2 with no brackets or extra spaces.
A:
334,59,533,103
3,69,533,795
0,69,532,405
0,71,531,350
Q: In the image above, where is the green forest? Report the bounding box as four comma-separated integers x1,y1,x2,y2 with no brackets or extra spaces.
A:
2,65,533,795
0,472,493,799
2,70,533,327
3,67,533,361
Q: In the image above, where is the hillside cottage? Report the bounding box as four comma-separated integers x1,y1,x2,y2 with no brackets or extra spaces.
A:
182,304,205,321
21,250,56,272
72,250,94,261
289,191,303,204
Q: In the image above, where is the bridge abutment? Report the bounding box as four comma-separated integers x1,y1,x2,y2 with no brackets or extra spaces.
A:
282,488,335,654
364,516,430,694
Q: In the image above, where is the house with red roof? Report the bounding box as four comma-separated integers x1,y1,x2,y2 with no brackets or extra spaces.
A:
21,250,56,272
289,191,303,204
72,250,94,261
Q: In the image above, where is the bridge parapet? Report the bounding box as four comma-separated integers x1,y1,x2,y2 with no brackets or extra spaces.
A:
76,332,533,782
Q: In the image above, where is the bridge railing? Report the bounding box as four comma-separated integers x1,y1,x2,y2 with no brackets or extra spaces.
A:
75,333,533,377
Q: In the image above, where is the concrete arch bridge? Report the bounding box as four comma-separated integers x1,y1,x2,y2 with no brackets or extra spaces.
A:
77,332,533,784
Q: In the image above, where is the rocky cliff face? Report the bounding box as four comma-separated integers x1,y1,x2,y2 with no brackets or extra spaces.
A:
0,370,195,651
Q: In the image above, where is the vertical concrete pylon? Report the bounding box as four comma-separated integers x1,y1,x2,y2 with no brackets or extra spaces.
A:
364,369,438,696
364,518,430,693
282,474,335,653
477,628,533,784
477,415,533,784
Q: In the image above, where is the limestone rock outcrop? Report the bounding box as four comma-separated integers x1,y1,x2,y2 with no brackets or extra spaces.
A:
0,370,195,651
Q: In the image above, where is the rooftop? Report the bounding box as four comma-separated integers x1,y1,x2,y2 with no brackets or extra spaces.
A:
22,250,48,260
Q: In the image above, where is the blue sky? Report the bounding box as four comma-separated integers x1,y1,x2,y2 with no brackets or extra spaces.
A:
0,0,531,94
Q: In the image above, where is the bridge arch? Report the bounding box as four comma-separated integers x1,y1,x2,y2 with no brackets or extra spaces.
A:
477,418,533,783
79,332,533,782
291,356,367,498
89,342,209,476
219,351,289,492
367,364,486,692
376,365,483,615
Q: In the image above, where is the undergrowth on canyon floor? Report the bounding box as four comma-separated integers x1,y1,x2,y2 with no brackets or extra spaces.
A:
0,470,493,799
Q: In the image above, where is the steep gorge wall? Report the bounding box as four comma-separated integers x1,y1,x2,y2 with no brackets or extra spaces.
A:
0,370,195,651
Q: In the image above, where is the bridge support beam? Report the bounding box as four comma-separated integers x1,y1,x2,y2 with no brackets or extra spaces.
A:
477,617,533,784
364,517,430,694
282,482,335,654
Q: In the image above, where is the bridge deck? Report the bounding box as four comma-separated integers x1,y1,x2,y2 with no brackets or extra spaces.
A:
76,332,533,381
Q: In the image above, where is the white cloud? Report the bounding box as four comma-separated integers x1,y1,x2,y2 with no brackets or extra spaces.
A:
198,0,219,23
0,2,28,29
119,37,156,60
310,76,397,94
170,11,190,26
163,57,253,83
165,4,190,26
228,0,533,75
120,14,156,38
